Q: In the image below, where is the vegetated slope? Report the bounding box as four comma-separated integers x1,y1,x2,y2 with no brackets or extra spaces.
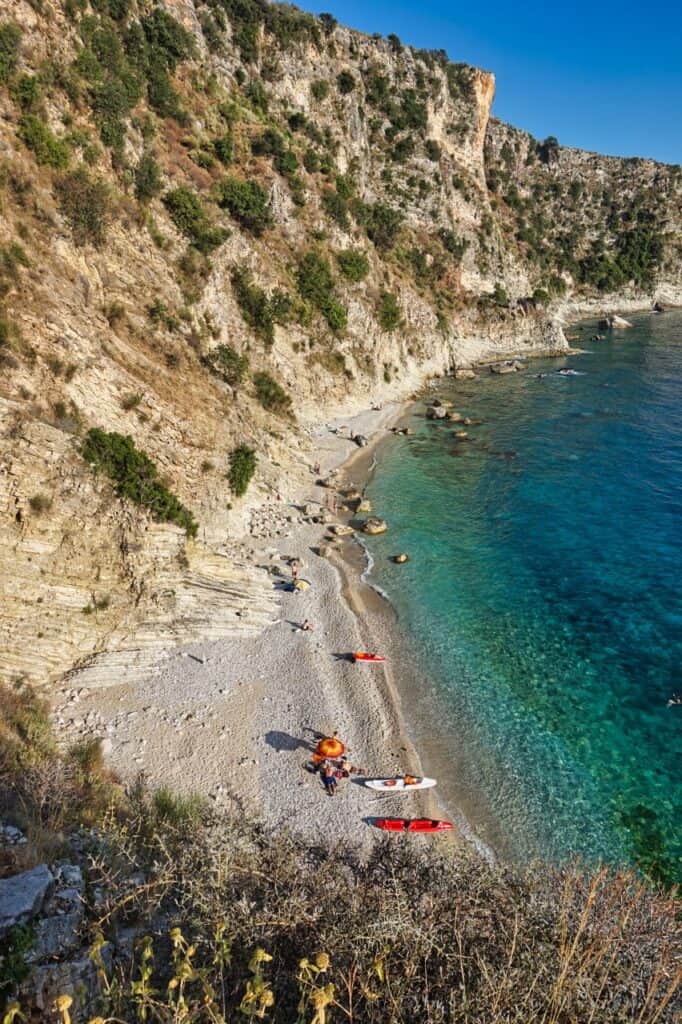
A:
0,0,679,686
0,685,679,1021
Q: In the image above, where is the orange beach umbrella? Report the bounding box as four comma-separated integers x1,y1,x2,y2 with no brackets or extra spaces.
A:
315,735,345,759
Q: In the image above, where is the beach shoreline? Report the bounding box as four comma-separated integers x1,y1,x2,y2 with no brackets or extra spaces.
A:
50,328,612,855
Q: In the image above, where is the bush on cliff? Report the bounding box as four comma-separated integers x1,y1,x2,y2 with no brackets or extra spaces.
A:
216,175,272,236
81,427,198,537
336,248,369,281
296,251,347,331
228,444,257,497
252,371,292,415
163,187,228,254
55,168,111,246
208,343,250,387
0,21,22,85
231,264,291,346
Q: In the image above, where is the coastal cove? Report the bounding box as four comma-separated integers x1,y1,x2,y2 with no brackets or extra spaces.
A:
361,310,682,884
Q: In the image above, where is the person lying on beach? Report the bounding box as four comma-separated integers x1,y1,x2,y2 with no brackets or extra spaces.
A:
321,765,337,796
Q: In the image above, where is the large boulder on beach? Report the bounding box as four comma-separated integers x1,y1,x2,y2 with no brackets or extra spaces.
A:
344,488,362,501
355,498,372,513
330,524,354,536
354,434,368,447
426,405,448,420
362,517,388,535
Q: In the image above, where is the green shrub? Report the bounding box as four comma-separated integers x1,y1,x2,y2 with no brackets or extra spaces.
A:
28,493,52,514
231,264,291,347
362,202,403,249
336,248,369,281
389,135,414,163
56,168,110,245
18,115,70,168
140,7,196,68
303,147,320,173
493,283,509,306
337,70,355,94
134,151,162,202
146,64,185,121
213,131,233,165
209,344,249,387
377,291,401,331
296,251,347,331
253,371,292,415
152,787,204,826
245,78,268,112
310,79,329,101
147,298,179,331
81,427,198,537
228,444,257,497
216,175,272,236
0,21,21,85
10,74,42,111
322,189,349,228
425,138,441,161
163,188,227,253
439,228,469,261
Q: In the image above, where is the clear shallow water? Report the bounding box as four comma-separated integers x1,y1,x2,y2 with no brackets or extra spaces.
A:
365,312,682,883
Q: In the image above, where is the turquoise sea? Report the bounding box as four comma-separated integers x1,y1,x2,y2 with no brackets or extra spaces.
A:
364,311,682,883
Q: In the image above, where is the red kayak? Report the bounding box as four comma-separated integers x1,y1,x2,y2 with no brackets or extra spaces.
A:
374,818,454,834
354,651,386,663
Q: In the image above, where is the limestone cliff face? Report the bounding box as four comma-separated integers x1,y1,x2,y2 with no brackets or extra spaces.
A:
0,0,678,686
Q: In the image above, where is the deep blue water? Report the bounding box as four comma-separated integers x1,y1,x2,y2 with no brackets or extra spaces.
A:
365,312,682,882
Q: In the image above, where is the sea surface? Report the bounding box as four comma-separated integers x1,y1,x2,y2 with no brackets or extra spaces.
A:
364,311,682,883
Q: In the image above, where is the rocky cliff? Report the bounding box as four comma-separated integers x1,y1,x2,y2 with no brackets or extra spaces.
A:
0,0,679,686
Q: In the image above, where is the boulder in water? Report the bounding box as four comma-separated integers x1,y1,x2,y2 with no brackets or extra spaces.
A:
393,553,409,564
454,368,476,380
426,405,448,420
362,517,388,535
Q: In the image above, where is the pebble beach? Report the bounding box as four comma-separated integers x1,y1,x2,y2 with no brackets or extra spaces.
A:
52,402,451,849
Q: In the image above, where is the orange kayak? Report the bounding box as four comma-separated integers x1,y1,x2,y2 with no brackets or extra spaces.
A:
353,652,386,663
374,818,454,834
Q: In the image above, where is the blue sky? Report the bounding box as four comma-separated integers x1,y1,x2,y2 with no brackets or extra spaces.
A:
294,0,682,165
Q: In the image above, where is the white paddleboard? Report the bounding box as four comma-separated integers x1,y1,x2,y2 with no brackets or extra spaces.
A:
364,777,436,791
